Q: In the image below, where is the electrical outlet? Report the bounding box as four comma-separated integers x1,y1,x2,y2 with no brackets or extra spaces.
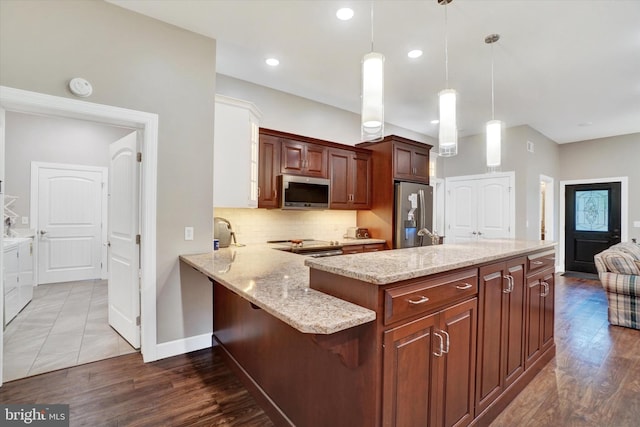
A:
184,226,194,241
21,216,29,225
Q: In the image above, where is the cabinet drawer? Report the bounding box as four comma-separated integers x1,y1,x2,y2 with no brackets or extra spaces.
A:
363,243,385,252
527,250,556,275
384,269,478,325
341,245,364,254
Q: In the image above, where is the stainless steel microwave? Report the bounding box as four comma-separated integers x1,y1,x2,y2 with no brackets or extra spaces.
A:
280,174,330,209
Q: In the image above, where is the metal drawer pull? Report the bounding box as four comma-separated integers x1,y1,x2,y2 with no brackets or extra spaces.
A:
407,295,430,305
503,275,514,293
531,260,544,265
433,332,444,357
456,283,473,290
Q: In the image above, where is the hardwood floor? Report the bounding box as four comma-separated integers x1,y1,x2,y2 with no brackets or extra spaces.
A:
1,275,638,426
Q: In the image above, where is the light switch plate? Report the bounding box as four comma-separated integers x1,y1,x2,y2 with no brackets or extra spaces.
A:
633,221,640,228
21,216,29,225
184,226,194,241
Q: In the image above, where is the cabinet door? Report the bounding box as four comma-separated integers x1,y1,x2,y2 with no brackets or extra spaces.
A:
503,260,526,388
281,139,305,175
438,298,477,427
351,153,371,209
541,271,555,352
258,134,280,208
305,143,328,177
383,313,439,427
412,148,430,183
328,149,351,209
525,274,543,369
476,263,506,413
393,145,414,181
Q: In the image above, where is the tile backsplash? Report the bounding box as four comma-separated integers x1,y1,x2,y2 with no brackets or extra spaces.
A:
214,208,357,245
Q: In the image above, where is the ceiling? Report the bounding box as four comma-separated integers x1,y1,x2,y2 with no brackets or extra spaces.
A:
107,0,640,144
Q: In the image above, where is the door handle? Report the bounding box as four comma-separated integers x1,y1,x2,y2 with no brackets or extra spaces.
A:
39,229,48,236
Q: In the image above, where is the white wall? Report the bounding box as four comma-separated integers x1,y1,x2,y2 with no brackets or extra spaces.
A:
5,111,132,222
1,0,215,345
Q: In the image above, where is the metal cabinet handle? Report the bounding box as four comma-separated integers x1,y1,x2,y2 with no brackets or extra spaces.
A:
433,332,444,357
456,283,472,290
407,295,429,305
531,260,544,265
441,330,450,354
503,275,514,293
477,231,483,236
472,231,477,235
541,281,549,297
257,187,261,198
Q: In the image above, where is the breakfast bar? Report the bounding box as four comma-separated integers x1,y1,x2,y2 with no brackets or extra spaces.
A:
180,239,557,427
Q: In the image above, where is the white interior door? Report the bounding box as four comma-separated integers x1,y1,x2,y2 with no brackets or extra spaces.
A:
33,163,106,284
477,176,511,238
445,173,514,241
108,131,140,349
446,179,477,241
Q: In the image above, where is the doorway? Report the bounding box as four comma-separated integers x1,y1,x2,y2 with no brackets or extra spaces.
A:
0,86,159,387
564,182,622,273
539,175,554,241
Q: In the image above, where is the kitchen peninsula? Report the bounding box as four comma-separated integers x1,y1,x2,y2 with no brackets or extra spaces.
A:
180,239,556,427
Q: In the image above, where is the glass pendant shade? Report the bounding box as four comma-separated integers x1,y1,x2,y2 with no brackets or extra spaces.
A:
361,51,384,141
486,119,502,168
438,89,458,156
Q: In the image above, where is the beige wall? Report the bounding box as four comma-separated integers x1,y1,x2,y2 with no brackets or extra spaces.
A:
1,1,216,344
441,125,561,241
5,111,133,223
559,133,640,241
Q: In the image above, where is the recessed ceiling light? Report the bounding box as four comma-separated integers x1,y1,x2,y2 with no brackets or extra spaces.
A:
430,119,440,124
265,58,280,66
336,8,354,21
408,50,423,59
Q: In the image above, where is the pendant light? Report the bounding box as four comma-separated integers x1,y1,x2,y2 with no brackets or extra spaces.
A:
438,0,457,157
361,2,384,142
485,33,503,170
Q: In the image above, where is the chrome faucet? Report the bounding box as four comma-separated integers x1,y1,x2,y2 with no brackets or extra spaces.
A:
417,228,440,246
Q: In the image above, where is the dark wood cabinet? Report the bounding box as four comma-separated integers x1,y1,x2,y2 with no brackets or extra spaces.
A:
393,143,430,183
341,243,385,255
258,133,281,208
329,148,371,210
383,298,477,427
475,258,527,415
281,138,328,178
525,268,555,369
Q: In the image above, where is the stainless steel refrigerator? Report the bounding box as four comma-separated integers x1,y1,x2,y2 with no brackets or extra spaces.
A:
394,182,434,248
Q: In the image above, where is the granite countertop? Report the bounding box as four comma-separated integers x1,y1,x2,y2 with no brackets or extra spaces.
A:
180,245,377,335
305,239,557,285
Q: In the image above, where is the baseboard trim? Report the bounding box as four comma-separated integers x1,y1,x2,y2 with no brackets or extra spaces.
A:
154,333,212,360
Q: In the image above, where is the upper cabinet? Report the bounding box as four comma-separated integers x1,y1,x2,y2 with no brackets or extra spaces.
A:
392,141,430,183
281,139,328,178
329,148,371,210
259,128,373,210
214,95,262,208
258,133,281,208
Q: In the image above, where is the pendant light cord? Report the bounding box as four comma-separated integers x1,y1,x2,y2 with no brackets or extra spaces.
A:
370,1,374,52
444,0,449,88
491,41,495,120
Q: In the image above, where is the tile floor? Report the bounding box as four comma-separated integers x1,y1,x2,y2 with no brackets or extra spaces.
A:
2,279,137,382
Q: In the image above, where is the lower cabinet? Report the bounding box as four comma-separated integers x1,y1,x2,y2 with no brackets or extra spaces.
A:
525,268,555,369
383,298,477,427
475,257,526,415
3,239,34,326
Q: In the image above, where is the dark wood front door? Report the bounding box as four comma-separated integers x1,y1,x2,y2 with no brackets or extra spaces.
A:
565,182,621,273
